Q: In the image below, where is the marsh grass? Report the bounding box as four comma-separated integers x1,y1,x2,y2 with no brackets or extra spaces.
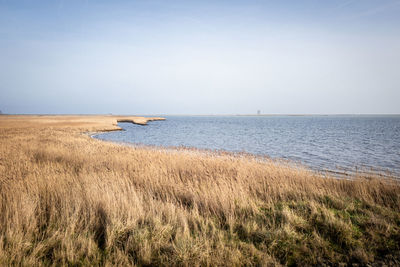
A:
0,116,399,266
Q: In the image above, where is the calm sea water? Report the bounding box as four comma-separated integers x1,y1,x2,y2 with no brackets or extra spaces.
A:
95,115,400,177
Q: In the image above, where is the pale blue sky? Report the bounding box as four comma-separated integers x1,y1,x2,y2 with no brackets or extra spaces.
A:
1,0,399,114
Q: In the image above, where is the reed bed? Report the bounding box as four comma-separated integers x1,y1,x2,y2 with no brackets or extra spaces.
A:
0,115,399,266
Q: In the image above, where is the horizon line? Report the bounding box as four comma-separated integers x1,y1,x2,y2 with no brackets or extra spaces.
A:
2,113,400,116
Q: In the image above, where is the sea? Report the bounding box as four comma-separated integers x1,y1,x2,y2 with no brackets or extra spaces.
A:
94,115,400,178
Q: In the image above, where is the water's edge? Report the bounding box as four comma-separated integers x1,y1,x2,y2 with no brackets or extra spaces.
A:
94,116,400,179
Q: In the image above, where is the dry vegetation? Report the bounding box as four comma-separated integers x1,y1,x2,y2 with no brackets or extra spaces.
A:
0,115,399,266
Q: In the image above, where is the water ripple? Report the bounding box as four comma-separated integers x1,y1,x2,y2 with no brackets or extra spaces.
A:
95,115,400,177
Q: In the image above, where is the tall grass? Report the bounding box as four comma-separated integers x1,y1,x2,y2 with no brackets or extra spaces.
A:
0,116,399,266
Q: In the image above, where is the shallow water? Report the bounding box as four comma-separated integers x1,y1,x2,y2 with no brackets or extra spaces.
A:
95,115,400,177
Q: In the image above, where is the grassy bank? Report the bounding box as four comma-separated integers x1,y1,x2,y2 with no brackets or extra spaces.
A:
0,115,399,266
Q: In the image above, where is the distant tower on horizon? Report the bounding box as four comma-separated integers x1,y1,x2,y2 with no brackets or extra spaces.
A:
257,110,261,115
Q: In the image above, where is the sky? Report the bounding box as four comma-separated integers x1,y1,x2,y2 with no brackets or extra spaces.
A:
0,0,399,115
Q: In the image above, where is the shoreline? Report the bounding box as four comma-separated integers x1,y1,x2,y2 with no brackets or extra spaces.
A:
115,116,165,126
0,114,165,131
92,118,399,181
87,116,165,137
93,135,400,180
1,115,400,266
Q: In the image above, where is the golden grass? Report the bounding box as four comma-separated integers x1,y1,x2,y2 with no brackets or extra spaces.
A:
0,115,399,266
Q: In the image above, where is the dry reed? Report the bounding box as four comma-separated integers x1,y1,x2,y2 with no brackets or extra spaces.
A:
0,115,399,266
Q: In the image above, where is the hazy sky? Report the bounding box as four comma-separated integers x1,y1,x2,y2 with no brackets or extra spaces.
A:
1,0,399,115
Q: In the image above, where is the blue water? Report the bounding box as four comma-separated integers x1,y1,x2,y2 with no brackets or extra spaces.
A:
95,115,400,177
